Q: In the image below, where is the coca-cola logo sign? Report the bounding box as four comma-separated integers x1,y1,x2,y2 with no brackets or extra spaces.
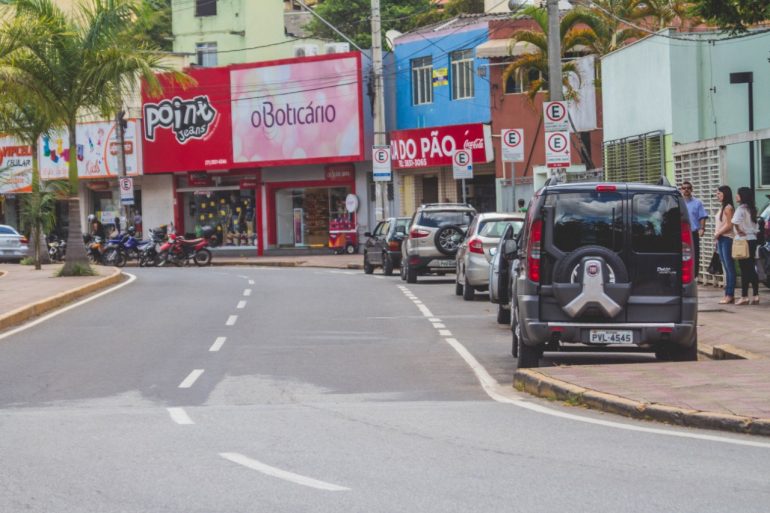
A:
143,96,218,144
390,124,492,169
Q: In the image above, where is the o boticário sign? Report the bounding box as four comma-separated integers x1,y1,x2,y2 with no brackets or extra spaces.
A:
452,149,473,180
501,128,524,163
543,101,569,133
372,145,391,182
545,131,571,168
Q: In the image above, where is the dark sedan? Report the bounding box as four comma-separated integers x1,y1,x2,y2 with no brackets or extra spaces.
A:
363,217,411,275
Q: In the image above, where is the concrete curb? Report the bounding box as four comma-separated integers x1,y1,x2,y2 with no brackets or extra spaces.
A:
712,343,766,360
0,267,123,332
514,369,770,437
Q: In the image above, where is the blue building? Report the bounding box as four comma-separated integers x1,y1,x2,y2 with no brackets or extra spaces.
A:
390,14,506,214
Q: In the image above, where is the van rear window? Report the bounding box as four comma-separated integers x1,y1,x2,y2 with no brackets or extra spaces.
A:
546,192,623,252
632,194,681,253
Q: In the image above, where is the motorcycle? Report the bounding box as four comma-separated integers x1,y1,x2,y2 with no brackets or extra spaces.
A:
46,234,66,262
138,229,167,267
83,235,105,264
158,229,214,267
758,241,770,288
102,230,137,268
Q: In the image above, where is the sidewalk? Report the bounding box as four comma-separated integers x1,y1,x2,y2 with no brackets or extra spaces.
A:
2,257,770,436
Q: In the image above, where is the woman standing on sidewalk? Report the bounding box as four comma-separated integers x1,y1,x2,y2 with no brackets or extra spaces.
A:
714,186,735,304
732,187,760,305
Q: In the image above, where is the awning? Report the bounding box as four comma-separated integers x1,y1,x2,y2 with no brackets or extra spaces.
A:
475,39,538,58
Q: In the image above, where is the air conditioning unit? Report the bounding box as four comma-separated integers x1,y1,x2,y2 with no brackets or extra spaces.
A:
324,42,350,54
294,44,319,57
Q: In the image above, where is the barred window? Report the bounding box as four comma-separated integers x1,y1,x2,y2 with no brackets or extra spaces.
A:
196,42,218,67
411,57,433,105
451,49,474,100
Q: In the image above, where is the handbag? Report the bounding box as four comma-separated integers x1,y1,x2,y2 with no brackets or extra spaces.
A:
707,251,722,275
732,238,750,260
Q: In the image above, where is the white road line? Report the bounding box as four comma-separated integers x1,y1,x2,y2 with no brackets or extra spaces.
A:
412,300,423,305
416,304,434,317
249,280,255,285
178,369,204,389
226,315,238,326
0,272,137,341
373,275,385,279
429,318,441,323
432,323,446,329
210,337,226,352
237,300,247,309
438,329,452,337
220,453,350,492
238,274,249,279
243,289,252,296
167,407,194,425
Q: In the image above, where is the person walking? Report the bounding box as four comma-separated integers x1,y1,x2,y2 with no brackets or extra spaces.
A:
517,199,527,212
732,187,760,305
681,181,708,276
713,185,735,304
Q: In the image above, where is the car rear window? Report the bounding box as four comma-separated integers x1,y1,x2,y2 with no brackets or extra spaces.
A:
479,220,524,238
547,192,623,252
0,226,16,235
417,211,474,228
632,194,681,253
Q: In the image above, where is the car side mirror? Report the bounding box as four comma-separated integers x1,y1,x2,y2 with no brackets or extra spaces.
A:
364,232,372,238
503,239,518,258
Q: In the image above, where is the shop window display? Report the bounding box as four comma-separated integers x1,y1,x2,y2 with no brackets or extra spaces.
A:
276,186,352,249
185,190,256,247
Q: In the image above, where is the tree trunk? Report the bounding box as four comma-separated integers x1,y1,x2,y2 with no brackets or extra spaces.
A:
60,122,90,275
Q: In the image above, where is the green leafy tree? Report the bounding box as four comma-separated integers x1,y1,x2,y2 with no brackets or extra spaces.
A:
129,0,173,52
0,0,191,275
583,0,647,55
20,184,63,269
639,0,701,31
502,6,598,101
690,0,769,32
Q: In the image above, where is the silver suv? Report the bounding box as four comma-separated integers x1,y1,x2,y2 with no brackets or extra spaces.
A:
400,203,476,284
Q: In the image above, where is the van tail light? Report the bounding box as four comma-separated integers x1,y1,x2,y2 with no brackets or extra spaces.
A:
388,240,400,251
409,228,430,239
20,236,28,244
681,221,693,284
527,219,542,282
468,238,484,254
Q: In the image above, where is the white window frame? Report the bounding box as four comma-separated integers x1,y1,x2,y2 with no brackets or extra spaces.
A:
450,49,474,100
196,42,218,67
411,56,433,106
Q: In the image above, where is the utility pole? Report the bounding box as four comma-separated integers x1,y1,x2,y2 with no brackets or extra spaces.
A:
115,109,130,230
371,0,389,221
547,0,562,102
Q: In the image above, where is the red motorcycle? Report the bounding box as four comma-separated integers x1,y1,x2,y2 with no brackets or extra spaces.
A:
158,230,214,267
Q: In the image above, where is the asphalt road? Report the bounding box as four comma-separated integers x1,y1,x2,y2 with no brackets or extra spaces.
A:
0,267,769,513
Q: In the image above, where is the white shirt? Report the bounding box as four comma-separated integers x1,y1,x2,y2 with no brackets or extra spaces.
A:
732,204,758,240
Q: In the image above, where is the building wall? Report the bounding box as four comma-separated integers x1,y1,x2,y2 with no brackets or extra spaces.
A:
394,25,491,130
141,174,175,235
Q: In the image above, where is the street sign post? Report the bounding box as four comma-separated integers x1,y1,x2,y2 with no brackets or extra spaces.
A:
452,149,473,203
543,101,569,132
372,145,392,182
119,176,134,206
545,131,571,168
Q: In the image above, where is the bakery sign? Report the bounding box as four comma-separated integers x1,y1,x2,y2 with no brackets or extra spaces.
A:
389,123,493,169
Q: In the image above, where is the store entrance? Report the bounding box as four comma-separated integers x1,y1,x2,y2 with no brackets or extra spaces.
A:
275,186,351,249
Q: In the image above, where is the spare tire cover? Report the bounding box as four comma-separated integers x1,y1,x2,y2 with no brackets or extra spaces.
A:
434,224,465,257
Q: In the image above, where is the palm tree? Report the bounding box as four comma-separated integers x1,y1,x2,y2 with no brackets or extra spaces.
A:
20,183,63,269
639,0,701,31
0,0,191,275
582,0,648,56
502,6,599,101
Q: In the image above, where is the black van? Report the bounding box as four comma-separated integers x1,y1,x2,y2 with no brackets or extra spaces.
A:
509,182,698,369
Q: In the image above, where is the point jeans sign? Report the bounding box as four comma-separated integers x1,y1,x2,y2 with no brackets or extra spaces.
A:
389,123,493,169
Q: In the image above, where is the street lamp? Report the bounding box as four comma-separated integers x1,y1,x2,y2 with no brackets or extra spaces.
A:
729,71,755,192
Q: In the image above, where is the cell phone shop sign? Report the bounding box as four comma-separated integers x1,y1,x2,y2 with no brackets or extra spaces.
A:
390,123,493,169
230,53,364,166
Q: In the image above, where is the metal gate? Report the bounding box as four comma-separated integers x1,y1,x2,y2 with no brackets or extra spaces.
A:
603,130,665,184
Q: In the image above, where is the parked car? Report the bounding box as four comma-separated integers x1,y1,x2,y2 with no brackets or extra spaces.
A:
363,217,411,275
0,225,29,262
455,212,525,301
401,203,476,284
510,181,698,369
488,220,525,324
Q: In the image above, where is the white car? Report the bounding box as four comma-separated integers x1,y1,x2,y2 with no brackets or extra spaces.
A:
0,225,29,262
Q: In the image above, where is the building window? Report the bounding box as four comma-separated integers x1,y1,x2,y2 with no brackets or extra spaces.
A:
195,0,217,17
196,42,217,67
504,68,542,95
450,49,474,100
761,139,770,187
411,56,433,106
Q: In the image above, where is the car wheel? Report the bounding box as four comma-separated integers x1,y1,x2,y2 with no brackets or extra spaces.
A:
517,336,541,369
363,253,374,274
665,337,699,362
346,243,357,255
407,263,418,284
400,261,407,281
455,264,463,296
462,274,475,301
497,303,511,325
512,303,520,357
382,254,394,276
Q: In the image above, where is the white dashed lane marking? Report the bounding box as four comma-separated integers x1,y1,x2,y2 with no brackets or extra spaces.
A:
244,289,252,296
237,301,247,309
167,407,194,425
179,369,204,389
210,337,226,352
220,453,350,492
226,315,238,326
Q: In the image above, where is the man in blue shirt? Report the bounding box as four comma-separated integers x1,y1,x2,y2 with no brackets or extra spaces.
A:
681,181,707,277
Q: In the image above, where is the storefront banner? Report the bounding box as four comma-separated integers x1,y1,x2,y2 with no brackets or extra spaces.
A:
390,123,494,169
231,53,364,166
325,164,355,182
141,67,233,174
39,120,143,180
239,177,258,189
0,137,32,194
